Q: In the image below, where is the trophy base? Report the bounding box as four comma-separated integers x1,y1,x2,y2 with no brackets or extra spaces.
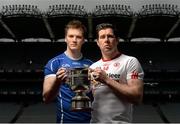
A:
71,100,92,112
71,91,92,112
71,107,92,112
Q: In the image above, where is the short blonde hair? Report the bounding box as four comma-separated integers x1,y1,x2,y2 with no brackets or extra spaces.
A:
65,20,87,37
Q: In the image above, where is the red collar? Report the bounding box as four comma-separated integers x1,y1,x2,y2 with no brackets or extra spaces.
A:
102,52,121,62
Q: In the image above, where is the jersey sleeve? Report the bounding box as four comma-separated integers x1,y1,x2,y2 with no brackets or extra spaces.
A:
126,57,144,80
44,58,60,77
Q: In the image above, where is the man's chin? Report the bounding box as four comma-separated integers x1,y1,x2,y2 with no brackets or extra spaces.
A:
70,47,79,51
103,49,114,54
104,48,112,52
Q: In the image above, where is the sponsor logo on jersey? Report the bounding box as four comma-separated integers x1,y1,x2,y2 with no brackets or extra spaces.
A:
62,64,70,68
107,73,120,79
72,62,81,65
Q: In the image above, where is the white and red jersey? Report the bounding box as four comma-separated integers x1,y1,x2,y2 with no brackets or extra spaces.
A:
90,53,144,123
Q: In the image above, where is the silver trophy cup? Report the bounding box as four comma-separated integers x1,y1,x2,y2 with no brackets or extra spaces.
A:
67,67,92,111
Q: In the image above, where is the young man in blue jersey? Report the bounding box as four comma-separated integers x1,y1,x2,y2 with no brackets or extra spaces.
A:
43,20,93,123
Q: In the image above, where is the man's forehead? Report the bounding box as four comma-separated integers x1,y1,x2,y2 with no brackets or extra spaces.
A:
99,28,114,34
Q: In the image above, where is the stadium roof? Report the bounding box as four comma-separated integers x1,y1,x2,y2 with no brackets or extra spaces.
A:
0,0,180,42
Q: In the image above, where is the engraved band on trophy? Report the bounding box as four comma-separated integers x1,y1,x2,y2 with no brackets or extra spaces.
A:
67,67,92,111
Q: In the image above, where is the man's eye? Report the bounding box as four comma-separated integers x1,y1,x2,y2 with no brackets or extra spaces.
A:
77,36,82,39
68,35,73,38
99,35,115,39
108,35,115,38
99,35,105,39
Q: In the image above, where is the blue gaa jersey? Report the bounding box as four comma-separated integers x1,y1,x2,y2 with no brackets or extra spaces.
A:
44,52,93,123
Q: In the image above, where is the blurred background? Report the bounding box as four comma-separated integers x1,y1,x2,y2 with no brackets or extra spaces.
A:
0,0,180,123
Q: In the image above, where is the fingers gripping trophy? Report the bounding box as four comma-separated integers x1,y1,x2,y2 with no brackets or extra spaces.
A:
66,67,93,111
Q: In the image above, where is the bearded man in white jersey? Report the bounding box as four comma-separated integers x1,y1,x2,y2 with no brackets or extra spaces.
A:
89,23,144,123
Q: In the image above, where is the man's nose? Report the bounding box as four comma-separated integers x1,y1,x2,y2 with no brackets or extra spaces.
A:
104,36,109,42
72,37,77,41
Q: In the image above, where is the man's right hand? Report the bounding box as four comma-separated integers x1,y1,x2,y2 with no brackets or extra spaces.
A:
56,68,68,83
